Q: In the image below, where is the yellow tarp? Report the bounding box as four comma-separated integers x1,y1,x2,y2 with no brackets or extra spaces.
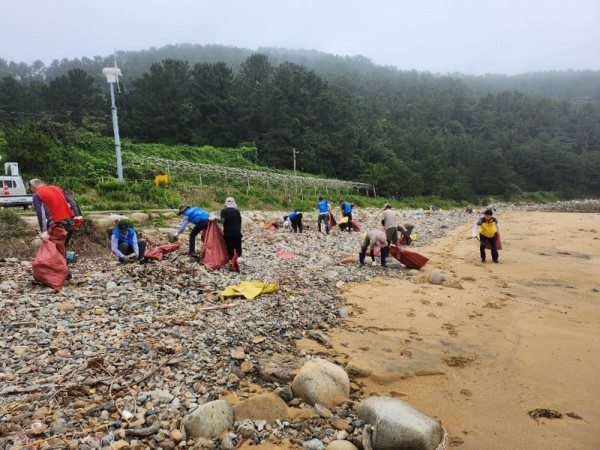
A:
220,281,279,300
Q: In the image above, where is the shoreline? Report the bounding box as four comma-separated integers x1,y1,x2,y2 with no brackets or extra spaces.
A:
324,210,600,449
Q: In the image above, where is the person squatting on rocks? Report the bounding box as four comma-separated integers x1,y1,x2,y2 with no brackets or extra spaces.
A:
317,197,331,234
174,205,212,257
284,210,303,233
381,203,398,246
472,208,500,263
219,197,243,269
398,223,414,245
111,221,147,263
359,228,390,268
30,178,82,250
339,199,353,232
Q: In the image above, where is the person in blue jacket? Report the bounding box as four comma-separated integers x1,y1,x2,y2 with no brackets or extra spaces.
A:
174,205,212,256
317,197,331,234
339,199,353,232
111,221,146,263
284,210,303,233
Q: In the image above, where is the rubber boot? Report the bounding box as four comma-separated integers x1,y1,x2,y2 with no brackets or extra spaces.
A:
359,252,366,266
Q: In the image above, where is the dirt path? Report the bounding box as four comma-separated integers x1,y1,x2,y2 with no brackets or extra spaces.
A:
300,211,600,449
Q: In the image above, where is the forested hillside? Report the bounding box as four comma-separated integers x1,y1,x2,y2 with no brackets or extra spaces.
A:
1,44,599,199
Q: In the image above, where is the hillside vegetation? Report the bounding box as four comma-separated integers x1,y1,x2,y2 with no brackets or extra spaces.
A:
1,44,599,203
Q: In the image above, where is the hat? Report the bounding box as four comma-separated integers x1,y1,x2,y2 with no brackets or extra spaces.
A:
224,197,237,208
117,220,128,229
382,203,391,210
484,209,493,216
178,205,189,215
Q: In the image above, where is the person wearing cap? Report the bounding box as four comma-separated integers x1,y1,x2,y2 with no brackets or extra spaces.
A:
472,209,500,263
339,200,353,232
283,210,303,233
359,228,390,268
29,178,82,247
219,197,243,269
175,205,212,256
316,197,331,234
111,221,146,263
381,203,398,246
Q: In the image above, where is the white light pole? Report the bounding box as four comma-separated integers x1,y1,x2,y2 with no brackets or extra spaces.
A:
102,66,123,181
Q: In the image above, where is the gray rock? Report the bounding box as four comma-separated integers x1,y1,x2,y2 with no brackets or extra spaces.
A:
292,358,350,408
357,396,445,450
105,281,119,292
50,417,68,434
303,438,326,450
428,271,445,285
137,389,174,405
182,399,234,439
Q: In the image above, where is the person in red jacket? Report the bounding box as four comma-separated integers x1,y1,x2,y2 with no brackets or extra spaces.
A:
30,179,82,247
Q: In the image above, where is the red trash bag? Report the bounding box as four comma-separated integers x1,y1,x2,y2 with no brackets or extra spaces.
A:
49,224,67,255
202,222,229,270
328,212,337,230
351,220,361,232
485,232,502,250
144,242,180,261
32,239,69,292
390,246,429,270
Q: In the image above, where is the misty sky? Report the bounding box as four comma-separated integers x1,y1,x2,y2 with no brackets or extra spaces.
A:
1,0,599,75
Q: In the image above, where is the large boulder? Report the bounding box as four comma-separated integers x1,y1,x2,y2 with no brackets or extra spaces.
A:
182,399,234,439
291,358,350,408
233,393,288,425
326,441,359,450
357,397,445,450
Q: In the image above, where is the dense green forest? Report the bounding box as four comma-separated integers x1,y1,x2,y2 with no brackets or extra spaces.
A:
1,44,599,200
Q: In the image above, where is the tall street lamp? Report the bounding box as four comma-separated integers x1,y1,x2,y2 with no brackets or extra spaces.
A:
102,66,123,181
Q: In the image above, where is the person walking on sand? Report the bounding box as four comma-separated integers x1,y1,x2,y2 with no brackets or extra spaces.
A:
381,203,398,246
174,205,212,257
317,197,331,234
219,197,243,270
472,209,500,263
359,228,390,268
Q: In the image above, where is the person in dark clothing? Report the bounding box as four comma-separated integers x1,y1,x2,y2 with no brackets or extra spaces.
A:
284,210,303,233
30,178,82,247
111,221,146,263
174,205,211,256
219,197,243,266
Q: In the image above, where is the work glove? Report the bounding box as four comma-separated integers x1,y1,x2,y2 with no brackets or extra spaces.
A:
40,231,50,240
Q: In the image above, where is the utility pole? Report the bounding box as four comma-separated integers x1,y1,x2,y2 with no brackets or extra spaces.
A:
293,147,298,177
102,62,124,182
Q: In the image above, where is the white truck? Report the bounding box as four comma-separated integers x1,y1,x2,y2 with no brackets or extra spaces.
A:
0,161,33,209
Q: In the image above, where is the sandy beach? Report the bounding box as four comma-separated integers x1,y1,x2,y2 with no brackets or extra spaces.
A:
313,211,600,449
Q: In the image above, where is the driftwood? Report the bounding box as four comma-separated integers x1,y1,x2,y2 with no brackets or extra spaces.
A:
125,420,161,437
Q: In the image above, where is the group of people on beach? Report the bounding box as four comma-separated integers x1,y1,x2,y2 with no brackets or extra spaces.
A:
28,177,500,282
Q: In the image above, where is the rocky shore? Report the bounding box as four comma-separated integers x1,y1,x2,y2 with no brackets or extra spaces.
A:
1,200,598,449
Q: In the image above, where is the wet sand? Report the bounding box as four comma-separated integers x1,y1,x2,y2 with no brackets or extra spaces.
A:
318,211,600,449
